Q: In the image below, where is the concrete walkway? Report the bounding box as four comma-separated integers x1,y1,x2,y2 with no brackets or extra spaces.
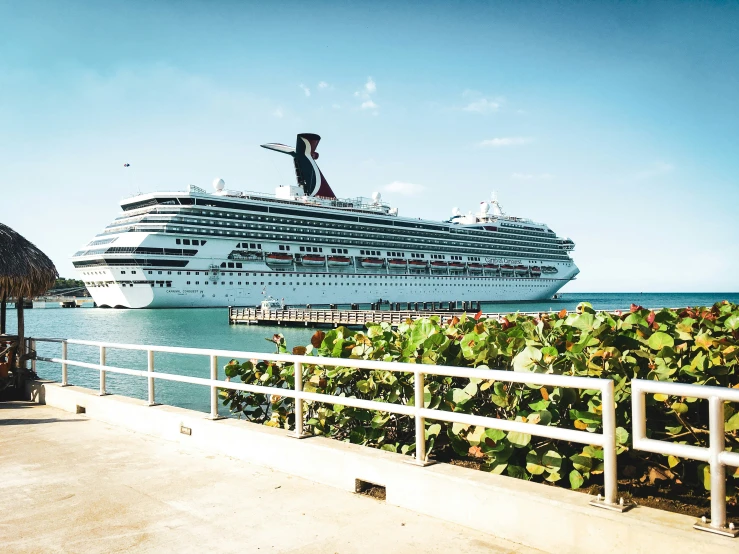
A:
0,402,539,554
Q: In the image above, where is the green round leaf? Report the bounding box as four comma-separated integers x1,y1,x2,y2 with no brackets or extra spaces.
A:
648,331,674,350
507,431,531,448
569,469,584,489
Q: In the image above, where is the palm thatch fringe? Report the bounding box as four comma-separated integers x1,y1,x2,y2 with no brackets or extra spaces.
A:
0,223,58,299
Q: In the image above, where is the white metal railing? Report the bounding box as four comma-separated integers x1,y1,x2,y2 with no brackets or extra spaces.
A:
632,379,739,537
30,337,624,509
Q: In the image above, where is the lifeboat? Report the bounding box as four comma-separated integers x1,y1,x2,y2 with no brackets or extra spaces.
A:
387,258,407,269
430,261,448,268
515,264,529,276
448,262,465,270
300,255,326,266
468,263,483,273
484,263,500,270
530,266,542,276
266,253,293,265
360,257,384,268
408,260,427,267
500,264,514,275
327,256,351,267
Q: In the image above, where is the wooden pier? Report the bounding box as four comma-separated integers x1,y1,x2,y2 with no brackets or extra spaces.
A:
228,306,544,326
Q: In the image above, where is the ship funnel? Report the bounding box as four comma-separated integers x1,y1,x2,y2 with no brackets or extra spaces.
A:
261,133,336,199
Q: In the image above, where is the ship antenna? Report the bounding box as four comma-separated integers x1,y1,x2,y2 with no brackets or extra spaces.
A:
490,190,504,216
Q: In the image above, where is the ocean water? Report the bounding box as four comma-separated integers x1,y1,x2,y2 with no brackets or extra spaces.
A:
4,292,737,414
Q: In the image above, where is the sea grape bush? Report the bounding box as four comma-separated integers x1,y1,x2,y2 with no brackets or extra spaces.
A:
221,301,739,494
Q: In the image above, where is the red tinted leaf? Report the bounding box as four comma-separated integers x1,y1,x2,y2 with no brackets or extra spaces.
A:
310,330,326,348
646,311,655,325
474,310,482,321
558,309,567,318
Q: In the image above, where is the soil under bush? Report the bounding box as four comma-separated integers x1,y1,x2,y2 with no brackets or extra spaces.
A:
447,458,738,519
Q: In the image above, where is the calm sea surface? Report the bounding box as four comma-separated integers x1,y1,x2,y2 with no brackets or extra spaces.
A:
5,292,737,414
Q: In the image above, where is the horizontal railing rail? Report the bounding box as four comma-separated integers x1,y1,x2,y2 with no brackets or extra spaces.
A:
632,379,739,537
31,337,619,512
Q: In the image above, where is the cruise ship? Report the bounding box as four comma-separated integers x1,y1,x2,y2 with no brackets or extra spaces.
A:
72,133,578,308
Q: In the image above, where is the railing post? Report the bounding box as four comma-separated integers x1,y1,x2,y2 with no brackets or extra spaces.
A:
30,338,36,375
601,380,617,506
61,340,68,386
147,349,155,406
293,362,305,438
590,379,628,511
209,354,221,419
414,369,428,465
99,345,107,395
708,395,726,530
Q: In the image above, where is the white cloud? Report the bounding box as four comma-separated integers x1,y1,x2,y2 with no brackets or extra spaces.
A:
299,83,311,97
463,98,501,113
332,103,341,110
460,90,503,114
635,161,674,180
381,181,425,196
511,172,552,180
479,137,532,147
354,77,379,112
272,108,284,118
318,81,330,89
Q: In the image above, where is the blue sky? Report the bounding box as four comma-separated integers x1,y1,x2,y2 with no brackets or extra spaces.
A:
1,0,737,292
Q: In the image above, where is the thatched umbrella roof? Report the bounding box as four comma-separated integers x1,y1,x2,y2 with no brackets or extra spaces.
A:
0,223,58,299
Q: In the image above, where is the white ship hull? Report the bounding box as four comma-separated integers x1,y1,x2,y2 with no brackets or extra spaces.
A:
81,272,570,309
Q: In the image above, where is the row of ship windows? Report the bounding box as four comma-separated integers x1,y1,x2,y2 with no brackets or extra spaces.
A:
103,224,570,260
83,257,566,279
417,254,484,261
109,213,563,253
175,238,206,246
111,280,552,289
119,204,557,242
88,271,557,281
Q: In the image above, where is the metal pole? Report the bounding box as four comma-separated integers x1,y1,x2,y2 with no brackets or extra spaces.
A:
61,341,68,386
708,396,726,529
601,380,617,506
99,345,106,395
209,355,219,419
147,349,155,406
294,362,304,438
30,339,36,375
631,384,646,443
415,370,426,464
